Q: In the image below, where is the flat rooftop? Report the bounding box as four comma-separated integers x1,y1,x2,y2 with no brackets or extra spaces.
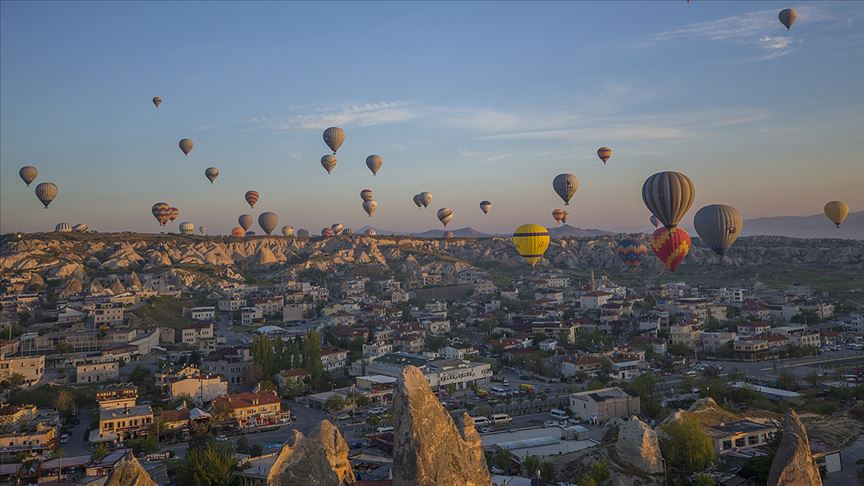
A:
481,427,597,459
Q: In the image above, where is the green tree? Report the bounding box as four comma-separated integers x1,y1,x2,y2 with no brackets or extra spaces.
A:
659,417,717,479
577,476,597,486
694,474,715,486
302,331,323,378
592,462,610,482
493,449,512,471
92,443,109,462
523,454,539,475
540,462,555,481
777,371,797,391
324,396,345,414
180,442,237,486
54,389,76,416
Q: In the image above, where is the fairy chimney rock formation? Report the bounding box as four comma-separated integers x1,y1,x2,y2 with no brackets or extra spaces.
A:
767,409,822,486
612,417,664,475
392,365,491,486
268,420,355,486
104,452,157,486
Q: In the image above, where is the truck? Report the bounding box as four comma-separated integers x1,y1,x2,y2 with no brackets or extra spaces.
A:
519,383,535,394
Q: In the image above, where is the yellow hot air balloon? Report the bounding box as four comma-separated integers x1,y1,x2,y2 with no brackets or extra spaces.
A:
824,201,849,227
512,224,551,267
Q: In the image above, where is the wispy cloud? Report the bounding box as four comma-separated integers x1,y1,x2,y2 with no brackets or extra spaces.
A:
273,101,422,130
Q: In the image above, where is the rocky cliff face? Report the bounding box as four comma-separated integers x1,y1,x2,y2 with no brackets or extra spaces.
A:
608,417,664,475
104,453,157,486
391,365,491,486
268,420,355,486
768,409,822,486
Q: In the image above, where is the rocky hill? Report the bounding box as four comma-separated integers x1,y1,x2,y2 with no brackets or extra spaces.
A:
2,233,862,291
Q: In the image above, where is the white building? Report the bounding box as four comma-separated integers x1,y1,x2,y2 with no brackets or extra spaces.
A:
579,292,613,310
190,306,216,321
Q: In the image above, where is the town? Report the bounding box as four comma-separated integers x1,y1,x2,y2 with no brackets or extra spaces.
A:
2,233,864,486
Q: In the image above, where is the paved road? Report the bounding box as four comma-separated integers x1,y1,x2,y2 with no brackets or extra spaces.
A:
825,434,864,486
60,407,94,457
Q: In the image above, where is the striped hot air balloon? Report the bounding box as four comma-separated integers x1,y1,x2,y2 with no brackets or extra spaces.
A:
245,191,259,208
616,239,648,271
323,127,345,153
651,227,691,272
331,223,344,235
512,224,551,267
437,208,453,227
322,227,335,238
73,223,89,233
413,194,423,208
597,147,613,165
35,182,58,208
231,227,245,237
169,207,179,222
443,231,455,239
55,222,72,232
642,171,695,229
694,204,743,256
152,203,171,226
179,222,195,235
321,155,337,174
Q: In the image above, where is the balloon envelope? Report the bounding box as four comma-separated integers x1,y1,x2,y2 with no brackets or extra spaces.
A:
365,228,377,236
55,222,72,232
512,224,551,267
651,227,691,272
479,201,492,214
363,199,378,217
152,96,162,107
281,225,295,237
331,223,344,235
245,191,259,208
552,209,565,224
238,214,253,230
420,192,433,208
597,147,612,164
360,189,374,201
779,8,797,30
642,171,695,229
73,224,88,233
650,215,660,228
35,182,58,208
199,226,207,235
179,222,194,235
616,239,648,271
321,155,337,174
179,138,193,156
258,212,278,235
297,229,310,238
231,227,245,237
323,127,346,153
437,208,453,227
366,155,383,175
19,166,37,186
694,204,743,256
413,194,423,208
553,174,579,205
205,167,219,184
824,201,849,227
152,203,171,226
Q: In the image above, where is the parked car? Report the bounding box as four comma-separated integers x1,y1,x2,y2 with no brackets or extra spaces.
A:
368,407,387,415
215,435,228,442
60,434,69,444
543,420,557,428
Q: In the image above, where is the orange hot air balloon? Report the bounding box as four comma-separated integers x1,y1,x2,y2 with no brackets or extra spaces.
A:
245,190,259,208
179,138,193,156
169,207,179,221
231,227,245,237
650,227,691,272
597,147,612,165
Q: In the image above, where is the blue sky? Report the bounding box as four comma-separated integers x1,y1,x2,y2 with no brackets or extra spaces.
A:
2,1,862,235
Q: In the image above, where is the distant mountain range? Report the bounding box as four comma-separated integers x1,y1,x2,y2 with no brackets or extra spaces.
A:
357,224,613,238
741,211,863,240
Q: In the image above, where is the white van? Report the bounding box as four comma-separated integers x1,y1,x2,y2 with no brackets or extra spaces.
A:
491,413,512,425
471,416,490,426
550,409,568,421
375,426,394,434
490,386,508,397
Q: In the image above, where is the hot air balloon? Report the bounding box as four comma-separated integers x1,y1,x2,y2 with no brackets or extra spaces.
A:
245,231,256,237
360,189,374,201
553,174,579,205
152,96,162,108
323,127,345,154
19,166,37,186
320,155,337,174
651,227,691,272
205,167,219,184
824,201,849,227
694,204,743,256
363,199,378,217
365,228,377,236
420,192,433,208
55,222,72,233
597,147,613,165
238,214,253,231
322,227,335,238
616,239,648,271
552,209,565,225
479,201,492,214
512,224,551,267
331,223,344,235
35,182,58,208
281,225,295,237
779,8,797,30
443,231,455,239
245,191,259,208
437,208,453,227
366,155,383,175
152,203,171,226
179,222,195,235
179,138,193,156
169,207,179,222
642,171,695,229
413,194,423,208
297,229,310,238
231,227,245,237
650,215,660,228
199,226,207,235
258,212,278,235
73,223,89,233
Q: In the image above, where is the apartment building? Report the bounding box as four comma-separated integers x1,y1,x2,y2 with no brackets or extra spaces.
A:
0,355,45,387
